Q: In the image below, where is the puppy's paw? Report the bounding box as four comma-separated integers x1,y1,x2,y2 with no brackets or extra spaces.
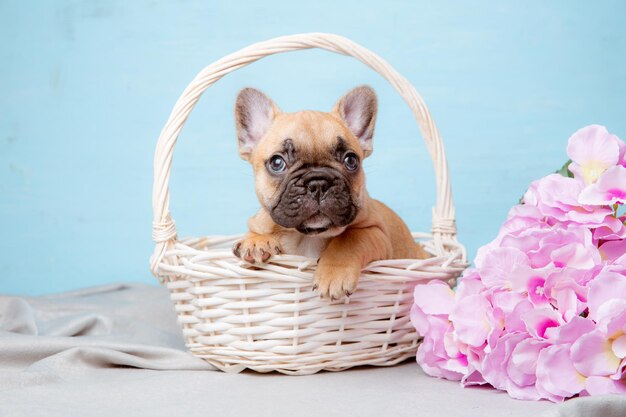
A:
233,234,282,264
313,263,361,301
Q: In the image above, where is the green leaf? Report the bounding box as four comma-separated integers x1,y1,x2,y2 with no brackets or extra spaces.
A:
556,160,574,178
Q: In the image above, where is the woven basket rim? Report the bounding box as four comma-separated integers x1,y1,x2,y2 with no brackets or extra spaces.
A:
155,233,467,285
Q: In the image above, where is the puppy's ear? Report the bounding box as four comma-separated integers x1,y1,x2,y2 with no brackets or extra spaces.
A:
235,88,281,160
333,85,377,157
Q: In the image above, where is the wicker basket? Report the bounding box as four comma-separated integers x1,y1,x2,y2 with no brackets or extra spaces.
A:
150,33,467,375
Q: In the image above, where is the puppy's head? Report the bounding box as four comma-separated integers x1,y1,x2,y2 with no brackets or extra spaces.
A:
235,86,377,236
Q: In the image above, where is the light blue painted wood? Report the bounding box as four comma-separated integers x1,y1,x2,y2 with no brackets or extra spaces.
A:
1,1,625,295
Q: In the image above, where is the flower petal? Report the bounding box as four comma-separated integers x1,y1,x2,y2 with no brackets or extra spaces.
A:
482,332,543,400
599,240,626,263
571,330,621,376
521,308,562,339
552,287,580,321
504,299,534,333
508,338,548,387
455,270,486,299
478,247,530,289
550,243,598,270
415,335,465,381
536,344,586,401
593,215,626,242
450,294,495,347
587,270,626,321
612,334,626,359
410,304,429,336
585,376,626,395
544,316,595,344
596,300,626,339
413,281,455,315
579,165,626,205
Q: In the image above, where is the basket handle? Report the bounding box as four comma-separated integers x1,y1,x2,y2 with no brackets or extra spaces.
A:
151,33,458,275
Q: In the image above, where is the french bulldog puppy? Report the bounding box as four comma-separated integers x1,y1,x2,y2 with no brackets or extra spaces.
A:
232,85,429,300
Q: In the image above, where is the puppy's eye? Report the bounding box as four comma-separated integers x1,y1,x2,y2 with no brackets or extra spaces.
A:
343,152,359,172
268,155,287,173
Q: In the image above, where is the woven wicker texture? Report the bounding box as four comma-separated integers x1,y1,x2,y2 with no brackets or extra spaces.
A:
151,33,468,374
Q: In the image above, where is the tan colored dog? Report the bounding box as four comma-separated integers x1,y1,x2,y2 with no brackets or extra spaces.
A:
232,85,429,300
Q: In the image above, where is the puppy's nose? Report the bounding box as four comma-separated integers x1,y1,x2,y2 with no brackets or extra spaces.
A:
306,178,331,198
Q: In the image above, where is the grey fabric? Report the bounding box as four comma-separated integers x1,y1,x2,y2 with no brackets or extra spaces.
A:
0,283,624,417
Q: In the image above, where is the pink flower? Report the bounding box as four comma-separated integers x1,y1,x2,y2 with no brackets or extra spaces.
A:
571,300,626,382
535,317,598,401
526,275,550,305
415,331,468,381
579,165,626,206
544,268,590,320
481,332,543,400
476,247,530,290
592,215,626,243
508,338,548,387
535,344,586,402
523,174,613,228
499,224,600,269
411,125,626,402
521,308,563,339
411,281,468,380
412,279,455,316
586,269,626,321
454,269,486,298
449,293,500,348
544,316,596,344
497,205,548,240
567,125,623,185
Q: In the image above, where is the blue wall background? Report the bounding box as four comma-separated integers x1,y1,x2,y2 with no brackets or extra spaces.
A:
1,1,625,295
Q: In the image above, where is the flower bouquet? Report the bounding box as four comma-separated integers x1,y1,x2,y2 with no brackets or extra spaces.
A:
411,125,626,401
